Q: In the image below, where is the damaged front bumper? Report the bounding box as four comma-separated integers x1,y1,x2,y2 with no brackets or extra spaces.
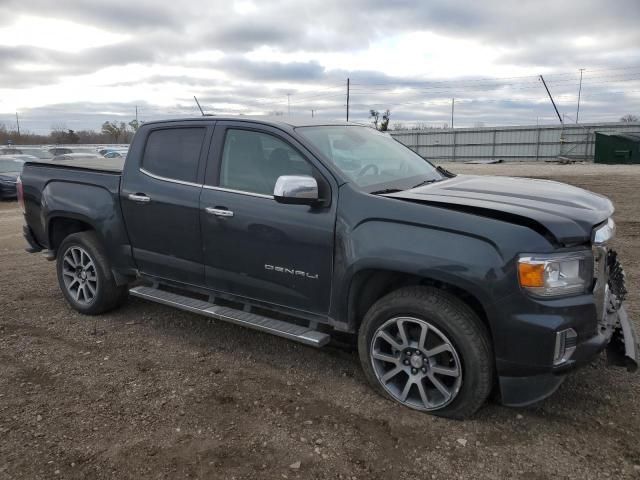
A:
604,301,638,372
500,249,638,407
602,250,638,372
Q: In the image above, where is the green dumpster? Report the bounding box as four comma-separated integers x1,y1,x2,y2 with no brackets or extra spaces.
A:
595,132,640,164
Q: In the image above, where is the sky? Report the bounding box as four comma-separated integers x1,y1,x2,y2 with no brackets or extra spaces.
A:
1,0,640,134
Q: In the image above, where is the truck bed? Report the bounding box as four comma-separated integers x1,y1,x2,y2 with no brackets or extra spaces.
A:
20,159,130,273
26,157,124,173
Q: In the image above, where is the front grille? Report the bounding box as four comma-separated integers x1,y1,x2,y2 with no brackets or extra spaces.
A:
607,250,627,303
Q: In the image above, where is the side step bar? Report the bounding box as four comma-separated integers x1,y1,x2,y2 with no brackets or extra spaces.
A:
129,286,330,347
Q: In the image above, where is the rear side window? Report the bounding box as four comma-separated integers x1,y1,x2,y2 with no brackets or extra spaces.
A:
142,128,205,183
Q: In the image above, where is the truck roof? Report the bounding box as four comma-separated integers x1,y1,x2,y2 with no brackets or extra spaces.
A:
141,116,364,129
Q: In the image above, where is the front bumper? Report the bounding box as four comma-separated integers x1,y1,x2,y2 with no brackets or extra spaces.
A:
498,250,638,407
500,303,638,406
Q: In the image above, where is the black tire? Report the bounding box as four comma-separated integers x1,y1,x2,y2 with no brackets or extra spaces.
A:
56,231,128,315
358,286,493,419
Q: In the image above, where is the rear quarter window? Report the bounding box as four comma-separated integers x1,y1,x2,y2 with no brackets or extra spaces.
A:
142,127,205,183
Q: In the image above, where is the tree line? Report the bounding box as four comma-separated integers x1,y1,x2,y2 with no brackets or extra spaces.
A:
0,119,141,145
2,113,637,145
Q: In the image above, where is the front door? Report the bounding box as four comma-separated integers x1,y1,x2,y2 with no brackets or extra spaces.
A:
121,122,212,285
199,123,336,315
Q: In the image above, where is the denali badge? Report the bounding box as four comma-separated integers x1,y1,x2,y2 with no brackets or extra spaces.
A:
265,264,319,279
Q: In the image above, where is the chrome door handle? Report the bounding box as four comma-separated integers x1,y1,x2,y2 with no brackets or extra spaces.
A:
128,193,151,203
205,207,234,217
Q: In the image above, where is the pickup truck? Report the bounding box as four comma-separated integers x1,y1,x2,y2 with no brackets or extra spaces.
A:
18,117,638,419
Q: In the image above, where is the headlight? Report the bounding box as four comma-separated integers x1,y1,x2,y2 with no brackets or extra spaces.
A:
518,252,593,297
593,218,615,245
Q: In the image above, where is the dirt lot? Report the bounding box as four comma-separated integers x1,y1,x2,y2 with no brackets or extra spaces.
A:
1,163,639,479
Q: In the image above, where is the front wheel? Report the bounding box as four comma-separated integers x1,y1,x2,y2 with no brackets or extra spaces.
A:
56,231,128,315
358,286,493,419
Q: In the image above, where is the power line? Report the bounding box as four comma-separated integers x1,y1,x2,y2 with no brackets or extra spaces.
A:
347,73,640,95
349,64,640,87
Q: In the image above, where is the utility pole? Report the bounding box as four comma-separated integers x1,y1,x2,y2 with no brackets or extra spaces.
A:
576,68,584,123
135,105,138,123
539,75,563,124
346,78,350,122
311,109,315,118
287,94,291,115
15,112,20,137
450,98,455,129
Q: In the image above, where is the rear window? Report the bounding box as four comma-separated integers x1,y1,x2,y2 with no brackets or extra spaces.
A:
142,128,205,183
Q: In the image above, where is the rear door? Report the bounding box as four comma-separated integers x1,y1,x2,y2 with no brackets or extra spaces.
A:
199,121,337,315
121,121,213,285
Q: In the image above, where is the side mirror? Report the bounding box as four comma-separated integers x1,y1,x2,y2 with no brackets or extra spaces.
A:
273,175,319,205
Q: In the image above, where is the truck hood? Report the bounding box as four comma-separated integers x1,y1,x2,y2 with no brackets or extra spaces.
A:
384,175,614,245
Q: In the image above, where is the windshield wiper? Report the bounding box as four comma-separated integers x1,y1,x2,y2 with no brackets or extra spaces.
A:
411,179,440,189
370,188,404,195
436,165,456,178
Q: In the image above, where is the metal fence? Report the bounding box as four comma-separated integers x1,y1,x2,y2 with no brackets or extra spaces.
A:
390,122,640,162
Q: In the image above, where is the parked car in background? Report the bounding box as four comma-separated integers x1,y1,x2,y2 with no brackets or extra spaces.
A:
0,148,24,155
0,158,23,199
71,148,100,155
1,154,40,163
104,151,123,158
99,148,128,156
52,153,103,161
17,148,53,160
49,147,74,156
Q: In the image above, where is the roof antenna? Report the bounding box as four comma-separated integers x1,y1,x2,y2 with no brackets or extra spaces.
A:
194,95,205,116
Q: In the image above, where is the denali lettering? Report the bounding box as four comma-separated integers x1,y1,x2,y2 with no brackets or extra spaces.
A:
265,264,319,279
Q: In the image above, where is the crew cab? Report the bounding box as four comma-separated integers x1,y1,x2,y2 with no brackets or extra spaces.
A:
18,117,638,418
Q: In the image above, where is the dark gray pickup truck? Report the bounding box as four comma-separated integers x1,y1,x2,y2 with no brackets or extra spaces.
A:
18,117,638,418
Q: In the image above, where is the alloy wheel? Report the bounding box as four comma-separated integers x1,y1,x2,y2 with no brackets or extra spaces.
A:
370,316,462,411
61,246,98,305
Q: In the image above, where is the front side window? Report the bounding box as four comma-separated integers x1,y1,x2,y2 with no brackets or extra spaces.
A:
220,129,312,195
142,127,205,183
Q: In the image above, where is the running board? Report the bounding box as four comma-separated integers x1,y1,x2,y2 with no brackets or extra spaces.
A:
129,286,330,347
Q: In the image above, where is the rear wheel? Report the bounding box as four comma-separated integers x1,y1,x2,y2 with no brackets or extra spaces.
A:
358,286,493,419
56,232,128,315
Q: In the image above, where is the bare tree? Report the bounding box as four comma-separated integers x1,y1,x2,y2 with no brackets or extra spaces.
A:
369,109,380,129
101,121,128,143
50,123,68,144
128,119,141,132
380,110,391,131
620,114,639,123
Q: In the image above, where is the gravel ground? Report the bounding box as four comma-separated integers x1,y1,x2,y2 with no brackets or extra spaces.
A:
1,163,639,479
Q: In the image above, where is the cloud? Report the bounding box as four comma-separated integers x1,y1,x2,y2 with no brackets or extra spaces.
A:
0,0,639,131
214,57,326,81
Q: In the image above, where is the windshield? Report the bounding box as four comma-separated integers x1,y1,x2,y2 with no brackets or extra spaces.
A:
296,125,441,190
0,159,22,173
